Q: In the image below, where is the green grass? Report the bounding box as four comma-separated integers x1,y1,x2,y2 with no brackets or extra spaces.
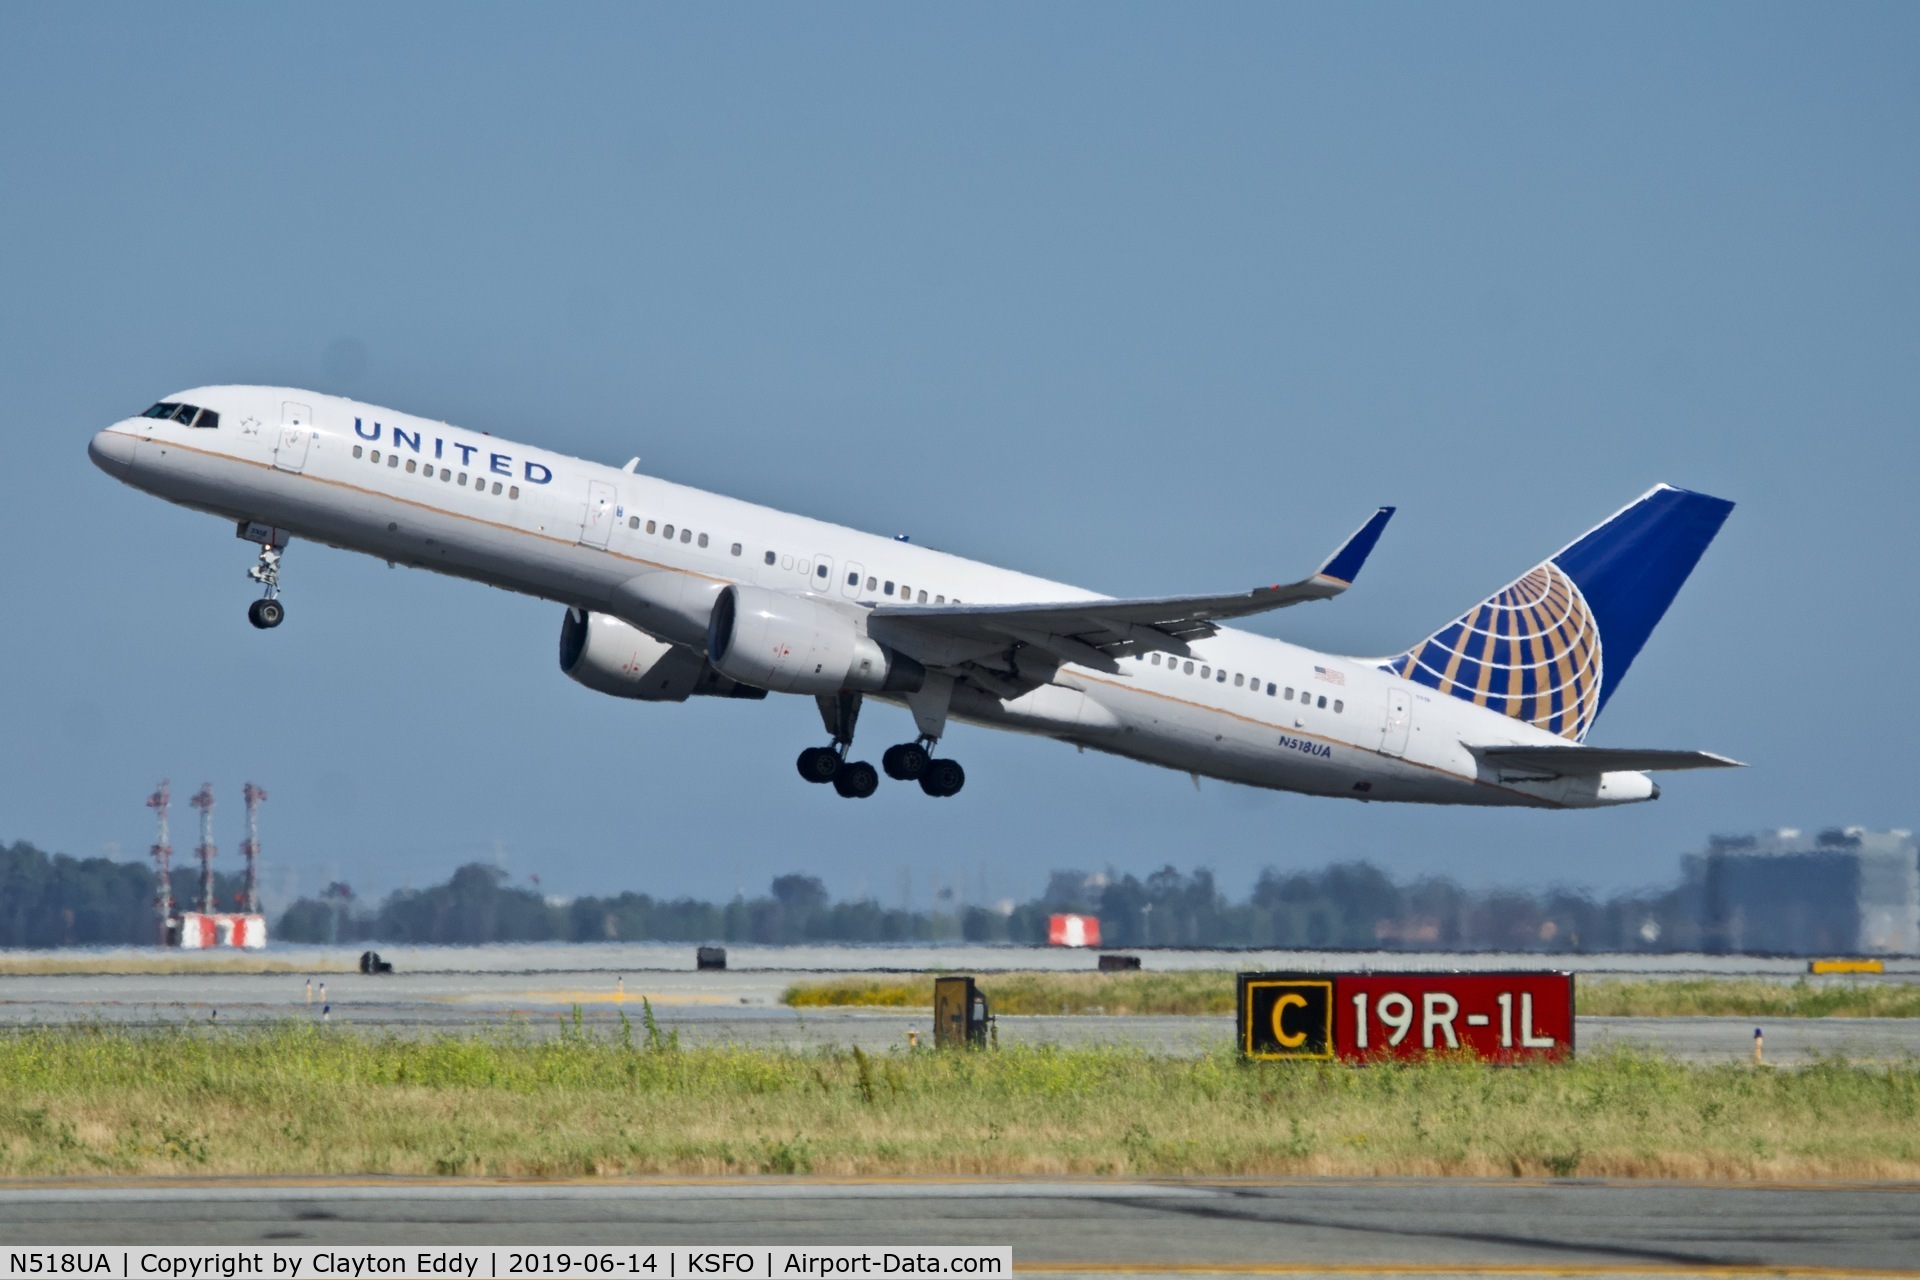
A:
784,972,1920,1020
0,1021,1915,1180
785,970,1237,1016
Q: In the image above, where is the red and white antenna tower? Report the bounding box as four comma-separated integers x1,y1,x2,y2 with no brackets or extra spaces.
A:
239,782,266,915
146,780,173,945
189,782,216,915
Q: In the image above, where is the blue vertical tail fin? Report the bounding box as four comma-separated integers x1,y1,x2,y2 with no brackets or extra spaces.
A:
1380,485,1734,741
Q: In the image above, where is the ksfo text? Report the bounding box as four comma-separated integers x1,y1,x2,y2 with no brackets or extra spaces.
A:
2,1249,1009,1280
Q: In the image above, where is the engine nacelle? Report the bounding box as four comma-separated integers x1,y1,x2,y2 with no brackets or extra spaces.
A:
559,609,764,702
706,585,925,695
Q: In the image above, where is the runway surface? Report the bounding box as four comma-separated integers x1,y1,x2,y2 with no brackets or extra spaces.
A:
0,1177,1916,1276
4,966,1917,1064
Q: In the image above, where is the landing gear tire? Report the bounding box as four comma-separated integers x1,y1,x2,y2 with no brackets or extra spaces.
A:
918,758,965,798
796,746,842,784
247,598,285,630
832,760,880,799
882,742,930,781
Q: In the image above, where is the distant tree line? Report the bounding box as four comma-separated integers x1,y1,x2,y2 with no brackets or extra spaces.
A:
0,839,249,947
275,860,1689,952
0,835,1689,952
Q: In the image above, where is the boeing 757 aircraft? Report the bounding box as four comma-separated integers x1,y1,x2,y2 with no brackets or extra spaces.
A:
90,389,1741,805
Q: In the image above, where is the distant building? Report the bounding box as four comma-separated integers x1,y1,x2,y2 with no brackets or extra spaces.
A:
1684,827,1919,955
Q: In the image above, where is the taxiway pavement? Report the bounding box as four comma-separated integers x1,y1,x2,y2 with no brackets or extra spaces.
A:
0,1177,1914,1276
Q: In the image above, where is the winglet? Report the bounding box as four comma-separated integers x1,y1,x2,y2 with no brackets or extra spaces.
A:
1315,507,1395,586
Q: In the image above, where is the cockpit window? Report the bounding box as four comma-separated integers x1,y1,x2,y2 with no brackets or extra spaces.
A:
142,403,180,418
171,404,198,424
193,409,218,429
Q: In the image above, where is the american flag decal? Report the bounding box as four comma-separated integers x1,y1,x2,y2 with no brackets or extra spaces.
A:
1314,666,1345,686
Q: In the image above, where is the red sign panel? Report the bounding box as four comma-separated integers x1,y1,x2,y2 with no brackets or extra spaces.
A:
1238,971,1573,1063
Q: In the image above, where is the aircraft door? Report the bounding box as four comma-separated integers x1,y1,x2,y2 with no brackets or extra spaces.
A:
842,562,865,599
1381,687,1412,757
580,481,616,548
274,402,313,473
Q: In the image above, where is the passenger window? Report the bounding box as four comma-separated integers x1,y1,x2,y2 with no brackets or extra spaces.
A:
441,468,451,481
371,450,381,463
628,516,639,529
1317,695,1327,709
1183,661,1195,675
388,454,399,467
918,590,928,603
1285,688,1294,700
492,481,502,494
647,521,657,534
1266,682,1276,696
1151,653,1162,665
1334,700,1344,713
866,576,877,590
1200,666,1211,679
935,595,945,604
816,563,829,579
1234,674,1244,687
405,459,416,474
663,524,675,539
900,584,910,598
698,533,709,548
1216,670,1226,683
732,543,743,556
884,581,895,594
764,550,777,565
509,486,519,499
782,554,794,569
458,473,467,485
847,572,859,587
352,445,363,459
680,528,692,543
194,410,218,429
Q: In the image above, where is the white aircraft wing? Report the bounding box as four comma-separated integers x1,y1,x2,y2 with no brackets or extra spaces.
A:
867,507,1393,675
1466,745,1746,775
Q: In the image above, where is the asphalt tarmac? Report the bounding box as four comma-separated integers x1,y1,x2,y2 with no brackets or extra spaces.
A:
3,967,1917,1064
0,1177,1915,1276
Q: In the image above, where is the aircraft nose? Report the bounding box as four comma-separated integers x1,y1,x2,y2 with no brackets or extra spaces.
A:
88,428,136,478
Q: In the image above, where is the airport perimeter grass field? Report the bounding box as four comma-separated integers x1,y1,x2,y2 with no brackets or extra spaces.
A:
784,970,1920,1018
0,1022,1916,1181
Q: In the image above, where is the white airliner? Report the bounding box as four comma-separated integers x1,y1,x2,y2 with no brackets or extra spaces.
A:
90,389,1742,805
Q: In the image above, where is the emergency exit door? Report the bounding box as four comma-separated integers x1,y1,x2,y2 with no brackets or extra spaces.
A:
579,481,616,548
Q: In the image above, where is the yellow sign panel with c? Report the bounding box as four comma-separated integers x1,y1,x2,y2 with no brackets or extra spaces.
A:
1270,992,1309,1047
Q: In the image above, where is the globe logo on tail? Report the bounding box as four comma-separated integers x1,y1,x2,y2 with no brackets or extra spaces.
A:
1382,561,1602,742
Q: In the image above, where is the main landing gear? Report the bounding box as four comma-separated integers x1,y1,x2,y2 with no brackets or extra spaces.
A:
800,694,966,799
882,740,965,798
241,524,289,630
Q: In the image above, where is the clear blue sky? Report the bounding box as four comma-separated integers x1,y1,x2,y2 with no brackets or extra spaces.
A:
2,3,1915,910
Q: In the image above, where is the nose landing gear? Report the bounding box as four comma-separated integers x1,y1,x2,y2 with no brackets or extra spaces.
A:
239,524,290,630
247,597,285,630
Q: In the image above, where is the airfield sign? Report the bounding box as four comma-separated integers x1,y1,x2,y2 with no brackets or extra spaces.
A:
1238,971,1574,1063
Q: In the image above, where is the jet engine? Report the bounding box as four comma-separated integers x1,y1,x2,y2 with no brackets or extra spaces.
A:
559,609,764,702
706,585,925,695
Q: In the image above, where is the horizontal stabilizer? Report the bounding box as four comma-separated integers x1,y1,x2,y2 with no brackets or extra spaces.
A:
1466,744,1746,776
